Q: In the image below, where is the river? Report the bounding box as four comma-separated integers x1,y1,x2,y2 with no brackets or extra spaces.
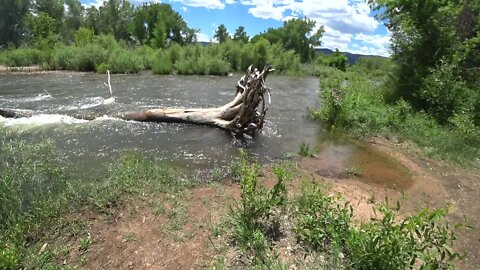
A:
0,72,322,174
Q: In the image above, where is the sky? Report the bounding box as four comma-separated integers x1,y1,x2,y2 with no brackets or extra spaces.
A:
81,0,391,57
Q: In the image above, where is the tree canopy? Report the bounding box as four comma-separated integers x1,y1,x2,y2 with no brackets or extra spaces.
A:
254,18,324,62
370,0,479,124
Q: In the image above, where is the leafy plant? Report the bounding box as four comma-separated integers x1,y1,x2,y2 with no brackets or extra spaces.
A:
298,142,317,157
228,151,288,264
347,202,462,270
293,182,352,250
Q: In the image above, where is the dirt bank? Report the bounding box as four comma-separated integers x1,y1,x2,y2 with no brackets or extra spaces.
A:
32,138,479,269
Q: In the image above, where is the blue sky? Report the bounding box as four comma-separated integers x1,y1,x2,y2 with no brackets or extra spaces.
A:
82,0,391,56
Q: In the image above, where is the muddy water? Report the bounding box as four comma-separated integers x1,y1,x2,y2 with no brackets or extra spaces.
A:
306,133,413,189
0,72,411,185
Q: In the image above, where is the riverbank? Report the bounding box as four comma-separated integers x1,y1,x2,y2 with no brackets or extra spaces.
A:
2,132,478,269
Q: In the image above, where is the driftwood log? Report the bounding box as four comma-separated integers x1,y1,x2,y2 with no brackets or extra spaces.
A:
0,65,274,138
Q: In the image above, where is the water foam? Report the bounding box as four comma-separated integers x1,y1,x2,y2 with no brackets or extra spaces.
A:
0,114,88,127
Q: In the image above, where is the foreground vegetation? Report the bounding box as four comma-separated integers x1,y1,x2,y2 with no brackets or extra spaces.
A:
0,129,463,269
0,129,186,269
222,152,462,269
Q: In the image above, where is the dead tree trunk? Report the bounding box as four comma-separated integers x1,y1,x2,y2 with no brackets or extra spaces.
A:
122,65,274,137
0,65,274,137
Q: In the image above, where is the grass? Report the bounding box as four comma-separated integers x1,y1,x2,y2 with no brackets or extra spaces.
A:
298,142,317,157
311,64,480,168
0,129,184,269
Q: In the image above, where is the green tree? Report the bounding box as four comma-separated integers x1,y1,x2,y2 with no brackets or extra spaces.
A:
370,0,479,123
255,18,324,62
63,0,84,41
98,0,134,40
151,17,166,48
74,27,96,47
132,3,195,45
0,0,30,46
214,24,230,43
233,26,249,43
26,12,57,42
84,6,100,34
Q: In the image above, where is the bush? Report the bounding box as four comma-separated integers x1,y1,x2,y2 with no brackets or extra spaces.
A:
134,45,156,70
293,182,461,269
51,45,78,70
107,49,144,74
74,44,109,72
347,203,461,269
152,51,173,74
1,48,47,67
294,183,352,250
207,58,230,75
96,62,108,74
421,61,473,124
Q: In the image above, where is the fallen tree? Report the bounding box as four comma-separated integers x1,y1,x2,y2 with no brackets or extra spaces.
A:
0,65,274,138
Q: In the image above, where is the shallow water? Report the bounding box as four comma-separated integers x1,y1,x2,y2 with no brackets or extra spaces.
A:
0,72,411,186
0,72,320,173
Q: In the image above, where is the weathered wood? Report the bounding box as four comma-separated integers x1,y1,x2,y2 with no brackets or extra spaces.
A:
121,65,274,137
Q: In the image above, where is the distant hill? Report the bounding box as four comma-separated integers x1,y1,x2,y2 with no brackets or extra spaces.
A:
314,48,387,64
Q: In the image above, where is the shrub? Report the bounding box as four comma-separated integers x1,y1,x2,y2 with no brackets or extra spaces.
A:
107,49,144,74
293,183,352,250
134,45,156,70
2,48,47,67
347,203,462,269
229,151,288,264
74,27,96,47
207,58,230,75
96,62,108,74
51,45,78,70
74,44,109,71
152,51,173,74
420,61,473,124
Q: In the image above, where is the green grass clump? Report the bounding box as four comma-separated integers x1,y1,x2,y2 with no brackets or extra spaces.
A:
298,142,317,157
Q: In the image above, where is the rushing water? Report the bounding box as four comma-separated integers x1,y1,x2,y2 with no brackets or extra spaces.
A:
0,72,321,173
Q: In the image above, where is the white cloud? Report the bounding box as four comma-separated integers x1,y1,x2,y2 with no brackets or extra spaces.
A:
196,32,212,42
238,0,389,56
180,6,188,11
170,0,225,9
225,0,236,3
321,26,352,51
